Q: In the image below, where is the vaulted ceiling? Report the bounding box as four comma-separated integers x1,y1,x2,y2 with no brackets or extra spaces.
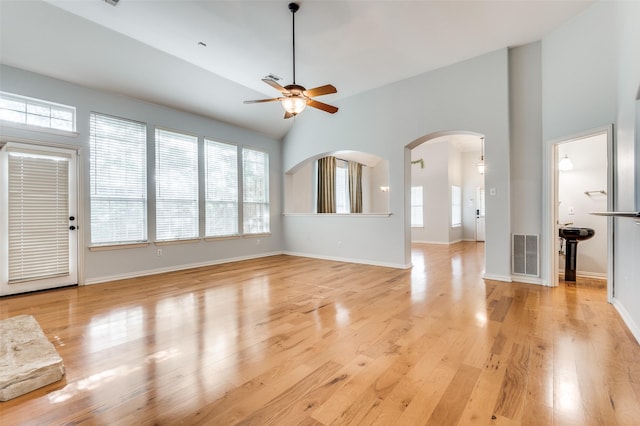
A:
0,0,594,140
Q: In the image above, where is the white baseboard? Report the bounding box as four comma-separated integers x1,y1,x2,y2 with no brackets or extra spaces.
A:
83,251,284,285
411,240,449,245
558,270,607,279
283,251,411,269
612,298,640,345
483,273,512,282
511,275,545,285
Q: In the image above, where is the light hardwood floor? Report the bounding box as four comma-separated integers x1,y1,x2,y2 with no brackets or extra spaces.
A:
1,242,639,425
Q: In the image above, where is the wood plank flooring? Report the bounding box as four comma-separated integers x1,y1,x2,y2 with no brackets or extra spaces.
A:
1,242,639,425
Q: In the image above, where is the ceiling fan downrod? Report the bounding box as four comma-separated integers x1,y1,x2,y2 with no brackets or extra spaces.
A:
289,2,299,84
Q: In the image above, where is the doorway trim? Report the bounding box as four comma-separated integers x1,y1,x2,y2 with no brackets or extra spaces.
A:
543,125,614,301
0,137,84,292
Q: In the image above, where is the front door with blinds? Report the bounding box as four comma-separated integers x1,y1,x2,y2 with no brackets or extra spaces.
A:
0,143,78,296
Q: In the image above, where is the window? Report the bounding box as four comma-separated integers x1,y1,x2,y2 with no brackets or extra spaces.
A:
156,128,199,241
451,185,462,227
205,139,238,237
335,160,349,213
242,148,269,234
411,186,423,227
90,113,147,245
1,91,75,132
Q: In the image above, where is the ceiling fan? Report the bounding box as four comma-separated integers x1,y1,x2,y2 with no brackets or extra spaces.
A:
244,2,338,119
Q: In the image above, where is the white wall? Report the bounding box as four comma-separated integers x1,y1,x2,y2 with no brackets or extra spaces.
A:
411,141,450,244
509,42,543,241
542,0,640,342
0,65,283,284
558,134,608,277
282,49,511,274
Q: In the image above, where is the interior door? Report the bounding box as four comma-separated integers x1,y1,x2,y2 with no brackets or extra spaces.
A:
476,187,485,241
0,142,78,296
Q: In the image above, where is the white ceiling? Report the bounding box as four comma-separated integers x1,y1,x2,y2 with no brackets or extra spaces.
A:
0,0,594,140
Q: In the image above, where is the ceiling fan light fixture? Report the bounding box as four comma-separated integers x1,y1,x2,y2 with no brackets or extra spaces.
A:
281,96,307,115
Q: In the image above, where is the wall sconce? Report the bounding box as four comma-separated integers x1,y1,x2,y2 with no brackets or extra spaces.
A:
380,186,389,192
477,137,485,175
559,154,573,171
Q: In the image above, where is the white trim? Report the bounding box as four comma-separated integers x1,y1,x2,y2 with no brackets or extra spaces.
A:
511,275,545,285
283,251,411,269
544,125,614,300
411,240,450,245
1,120,79,138
612,298,640,345
84,251,284,285
483,273,512,282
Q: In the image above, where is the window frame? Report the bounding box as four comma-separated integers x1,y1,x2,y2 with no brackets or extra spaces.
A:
89,112,148,247
242,146,270,235
1,91,76,133
155,127,200,242
410,186,424,228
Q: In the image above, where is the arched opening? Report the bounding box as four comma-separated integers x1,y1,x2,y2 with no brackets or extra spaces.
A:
284,150,390,214
406,130,486,266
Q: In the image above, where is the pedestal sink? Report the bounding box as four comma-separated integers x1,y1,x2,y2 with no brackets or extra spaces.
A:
559,227,595,281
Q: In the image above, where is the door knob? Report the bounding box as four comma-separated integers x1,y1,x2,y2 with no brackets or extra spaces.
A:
69,225,76,231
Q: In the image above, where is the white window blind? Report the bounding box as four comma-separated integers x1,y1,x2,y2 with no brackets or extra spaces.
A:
451,185,462,227
90,113,147,245
8,151,70,282
205,139,238,237
1,91,75,132
335,161,349,214
242,148,269,234
411,186,424,227
156,128,199,241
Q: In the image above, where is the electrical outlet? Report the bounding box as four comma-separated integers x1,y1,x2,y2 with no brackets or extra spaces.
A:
156,249,162,256
337,241,342,248
569,207,575,215
256,239,261,246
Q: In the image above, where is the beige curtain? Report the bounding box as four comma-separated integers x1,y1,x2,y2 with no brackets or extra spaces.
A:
348,161,363,213
317,156,336,213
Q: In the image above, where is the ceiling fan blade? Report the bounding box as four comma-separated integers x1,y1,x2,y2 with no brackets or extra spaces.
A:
307,99,339,114
262,78,289,94
284,111,295,119
303,84,337,98
244,98,282,104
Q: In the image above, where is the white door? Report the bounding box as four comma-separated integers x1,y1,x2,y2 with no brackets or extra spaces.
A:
476,187,485,242
0,143,78,296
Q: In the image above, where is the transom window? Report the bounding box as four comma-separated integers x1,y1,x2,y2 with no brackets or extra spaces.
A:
0,91,76,132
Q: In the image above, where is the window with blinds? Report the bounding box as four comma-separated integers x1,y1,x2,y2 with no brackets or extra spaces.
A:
205,139,238,237
7,151,70,282
242,148,269,234
90,113,147,245
156,128,199,241
0,91,76,132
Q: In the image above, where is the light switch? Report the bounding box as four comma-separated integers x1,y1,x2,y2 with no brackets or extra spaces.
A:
490,188,496,196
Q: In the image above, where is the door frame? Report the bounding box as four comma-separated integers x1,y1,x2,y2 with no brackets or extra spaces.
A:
0,138,83,294
543,125,614,301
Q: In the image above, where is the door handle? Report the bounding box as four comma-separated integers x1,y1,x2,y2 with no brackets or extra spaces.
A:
69,226,76,231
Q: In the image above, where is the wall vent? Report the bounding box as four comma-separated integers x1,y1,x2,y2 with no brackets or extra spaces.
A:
512,234,539,277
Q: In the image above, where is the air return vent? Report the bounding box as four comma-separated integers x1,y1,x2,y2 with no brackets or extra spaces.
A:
512,234,539,277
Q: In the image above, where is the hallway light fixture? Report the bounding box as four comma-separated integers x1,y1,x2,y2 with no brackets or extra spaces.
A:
477,137,485,175
559,154,573,171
